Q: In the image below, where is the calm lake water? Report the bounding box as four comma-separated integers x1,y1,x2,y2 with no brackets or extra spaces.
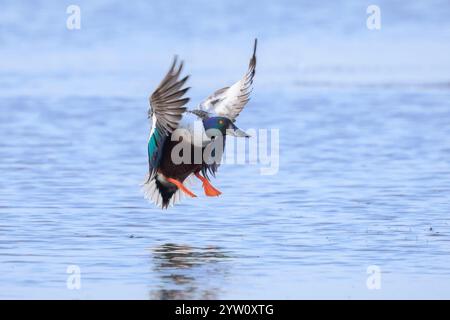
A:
1,0,450,299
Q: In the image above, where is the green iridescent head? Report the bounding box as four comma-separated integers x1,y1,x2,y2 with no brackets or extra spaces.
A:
202,116,250,138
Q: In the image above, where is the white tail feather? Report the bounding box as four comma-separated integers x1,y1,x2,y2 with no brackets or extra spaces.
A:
141,173,186,209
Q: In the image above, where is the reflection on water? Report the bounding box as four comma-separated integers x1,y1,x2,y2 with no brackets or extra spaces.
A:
150,243,230,300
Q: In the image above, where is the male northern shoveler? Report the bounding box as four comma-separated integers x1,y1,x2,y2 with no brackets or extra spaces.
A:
143,39,257,208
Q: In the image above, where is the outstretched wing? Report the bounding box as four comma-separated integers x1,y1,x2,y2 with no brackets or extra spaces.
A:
147,57,190,179
148,56,190,135
198,39,257,121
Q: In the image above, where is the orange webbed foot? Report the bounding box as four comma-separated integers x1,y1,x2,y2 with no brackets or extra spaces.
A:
195,172,222,197
204,183,222,197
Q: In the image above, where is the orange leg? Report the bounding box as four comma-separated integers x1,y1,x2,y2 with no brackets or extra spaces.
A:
166,177,197,198
194,172,222,197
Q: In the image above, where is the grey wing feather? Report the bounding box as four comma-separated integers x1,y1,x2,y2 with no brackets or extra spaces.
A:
149,56,190,135
198,39,257,121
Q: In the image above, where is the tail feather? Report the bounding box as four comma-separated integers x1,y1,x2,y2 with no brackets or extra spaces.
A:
142,173,183,209
155,178,178,208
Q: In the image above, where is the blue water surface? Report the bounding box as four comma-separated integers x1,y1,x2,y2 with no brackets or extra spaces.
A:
1,0,450,299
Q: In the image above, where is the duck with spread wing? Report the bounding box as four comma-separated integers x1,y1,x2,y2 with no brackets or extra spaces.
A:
143,39,257,208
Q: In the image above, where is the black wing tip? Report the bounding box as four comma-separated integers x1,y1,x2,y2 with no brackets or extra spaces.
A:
169,55,185,73
169,55,178,71
177,60,184,74
249,38,257,69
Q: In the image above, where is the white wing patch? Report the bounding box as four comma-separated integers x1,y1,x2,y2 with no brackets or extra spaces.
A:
198,39,257,121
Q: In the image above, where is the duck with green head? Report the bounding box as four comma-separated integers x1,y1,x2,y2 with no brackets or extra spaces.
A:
142,39,257,208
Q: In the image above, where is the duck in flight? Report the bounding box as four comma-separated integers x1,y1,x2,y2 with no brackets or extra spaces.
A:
143,39,257,208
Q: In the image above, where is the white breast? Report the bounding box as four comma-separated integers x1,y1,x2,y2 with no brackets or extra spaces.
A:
176,112,211,147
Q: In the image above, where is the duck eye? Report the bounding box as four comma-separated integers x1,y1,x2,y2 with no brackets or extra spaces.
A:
219,120,224,125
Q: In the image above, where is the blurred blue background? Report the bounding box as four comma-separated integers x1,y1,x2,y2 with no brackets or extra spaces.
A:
1,0,450,299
